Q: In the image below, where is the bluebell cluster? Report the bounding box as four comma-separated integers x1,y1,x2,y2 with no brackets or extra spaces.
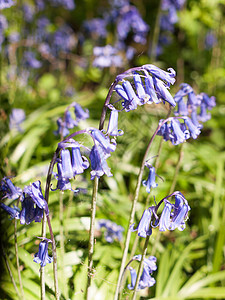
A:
84,0,149,67
97,219,124,243
54,102,89,137
157,83,216,145
130,192,190,238
128,255,157,290
0,178,51,266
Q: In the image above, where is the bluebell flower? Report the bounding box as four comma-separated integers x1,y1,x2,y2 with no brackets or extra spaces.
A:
174,98,188,116
65,111,78,129
144,73,161,104
74,103,89,122
198,102,211,122
130,208,153,238
33,240,53,267
157,120,172,141
49,0,75,10
184,117,201,139
143,65,176,86
52,25,75,55
128,255,157,290
0,0,15,9
187,91,198,106
133,74,151,104
71,144,89,175
142,163,158,193
107,108,124,136
60,149,74,179
170,119,187,145
201,93,216,109
98,219,124,243
191,109,202,129
90,143,113,180
23,181,49,215
0,177,22,200
159,193,190,232
152,77,176,107
115,81,140,111
54,118,70,137
53,162,72,191
127,267,137,290
0,203,20,219
20,197,43,225
90,128,116,155
35,0,45,11
174,83,193,102
9,108,26,132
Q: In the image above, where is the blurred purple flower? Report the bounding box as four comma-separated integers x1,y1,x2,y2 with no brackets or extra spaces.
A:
84,18,108,38
205,31,217,49
93,45,123,68
0,0,15,9
74,102,89,122
9,108,25,132
22,4,35,22
98,219,124,243
23,51,42,69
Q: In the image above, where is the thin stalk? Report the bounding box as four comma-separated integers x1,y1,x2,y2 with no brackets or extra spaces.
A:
86,177,99,299
131,236,150,300
1,243,21,299
46,215,59,300
148,0,162,61
40,213,46,300
14,219,25,300
59,191,68,299
169,143,184,194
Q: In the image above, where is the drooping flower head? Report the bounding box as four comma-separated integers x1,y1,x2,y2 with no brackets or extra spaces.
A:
128,255,157,290
130,207,154,238
142,163,158,193
158,192,190,232
19,197,43,225
114,64,176,112
23,181,49,216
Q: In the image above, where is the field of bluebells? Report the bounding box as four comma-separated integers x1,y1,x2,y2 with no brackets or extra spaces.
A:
0,0,225,299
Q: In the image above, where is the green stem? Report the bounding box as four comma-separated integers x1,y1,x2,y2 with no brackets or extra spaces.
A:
86,177,99,299
1,243,21,299
47,215,60,300
40,213,46,300
169,143,184,194
14,219,25,300
59,191,68,298
149,0,162,61
131,236,150,300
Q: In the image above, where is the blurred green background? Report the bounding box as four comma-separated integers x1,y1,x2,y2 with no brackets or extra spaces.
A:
0,0,224,299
